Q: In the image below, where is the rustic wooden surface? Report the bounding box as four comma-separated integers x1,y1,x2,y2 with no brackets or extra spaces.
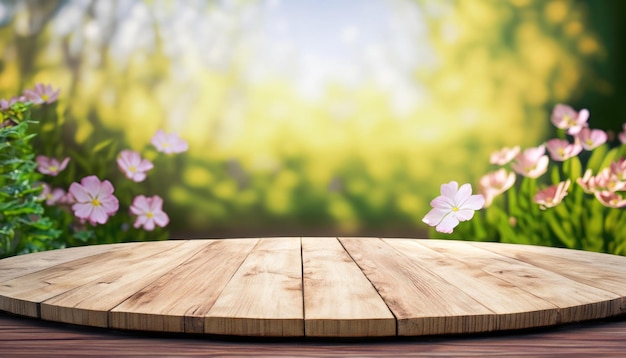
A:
1,237,626,338
1,311,625,356
302,237,395,337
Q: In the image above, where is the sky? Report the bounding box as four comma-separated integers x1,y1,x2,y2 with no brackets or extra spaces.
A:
248,0,434,112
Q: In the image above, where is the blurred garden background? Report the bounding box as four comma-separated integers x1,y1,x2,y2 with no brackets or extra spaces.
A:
0,0,624,241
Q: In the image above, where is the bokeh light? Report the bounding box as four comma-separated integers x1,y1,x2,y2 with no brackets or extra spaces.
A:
0,0,623,239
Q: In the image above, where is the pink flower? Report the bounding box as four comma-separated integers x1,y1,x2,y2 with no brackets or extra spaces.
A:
610,158,626,180
576,161,626,194
36,156,70,176
595,168,626,192
151,130,188,154
423,181,485,234
576,169,599,194
511,145,549,178
479,169,516,207
619,124,626,145
117,150,154,182
130,195,169,231
23,83,60,104
550,104,589,135
0,96,25,110
0,99,10,111
576,128,607,150
594,191,626,208
534,180,571,210
38,183,66,206
489,146,520,165
69,176,119,225
545,138,582,161
60,191,76,205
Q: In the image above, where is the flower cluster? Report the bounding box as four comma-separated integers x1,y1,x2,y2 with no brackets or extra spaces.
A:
9,83,188,235
480,104,623,210
424,104,626,248
38,130,186,230
577,158,626,208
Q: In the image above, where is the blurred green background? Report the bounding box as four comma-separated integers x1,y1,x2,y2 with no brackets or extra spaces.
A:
0,0,624,239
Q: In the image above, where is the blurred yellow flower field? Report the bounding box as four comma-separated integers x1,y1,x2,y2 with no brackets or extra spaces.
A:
0,0,620,239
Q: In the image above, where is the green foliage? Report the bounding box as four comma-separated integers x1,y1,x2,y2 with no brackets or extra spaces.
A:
0,104,60,258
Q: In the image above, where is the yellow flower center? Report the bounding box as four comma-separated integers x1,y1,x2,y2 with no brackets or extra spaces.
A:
49,165,58,172
162,142,170,147
91,198,101,207
564,114,576,126
129,165,136,173
146,211,154,218
452,206,459,212
41,94,49,101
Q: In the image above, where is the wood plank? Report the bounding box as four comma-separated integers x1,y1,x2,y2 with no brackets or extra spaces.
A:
417,240,622,324
2,311,626,356
1,238,626,339
302,237,395,337
40,240,210,328
205,237,303,337
470,242,626,297
0,240,186,318
382,239,565,332
0,244,123,283
110,239,258,333
343,237,533,336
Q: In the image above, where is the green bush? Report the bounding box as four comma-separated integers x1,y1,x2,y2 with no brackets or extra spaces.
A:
0,101,60,257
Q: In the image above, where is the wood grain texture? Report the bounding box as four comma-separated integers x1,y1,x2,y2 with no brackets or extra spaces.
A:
110,239,259,333
302,237,395,337
418,240,622,324
1,238,626,338
205,237,303,337
2,312,626,357
0,241,185,318
0,244,122,283
40,240,209,327
381,239,563,332
471,241,626,299
341,237,496,336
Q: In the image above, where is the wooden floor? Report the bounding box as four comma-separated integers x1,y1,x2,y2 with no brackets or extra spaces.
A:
1,237,626,338
1,311,625,356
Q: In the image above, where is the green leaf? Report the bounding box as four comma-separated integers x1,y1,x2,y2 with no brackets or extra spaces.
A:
545,210,575,248
92,138,116,154
567,156,582,182
586,144,608,172
550,165,560,185
66,148,93,173
598,147,618,171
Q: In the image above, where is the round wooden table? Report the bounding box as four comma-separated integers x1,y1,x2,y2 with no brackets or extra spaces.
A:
0,237,625,338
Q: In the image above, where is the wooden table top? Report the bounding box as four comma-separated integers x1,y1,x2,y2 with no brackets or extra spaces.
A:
0,237,625,338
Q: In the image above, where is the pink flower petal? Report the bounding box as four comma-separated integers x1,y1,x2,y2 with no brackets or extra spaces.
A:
81,176,103,197
72,202,94,219
463,194,485,210
440,181,459,199
153,211,169,227
436,214,459,234
455,208,476,222
430,196,454,210
422,207,448,226
69,182,92,203
454,183,472,204
90,206,109,224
